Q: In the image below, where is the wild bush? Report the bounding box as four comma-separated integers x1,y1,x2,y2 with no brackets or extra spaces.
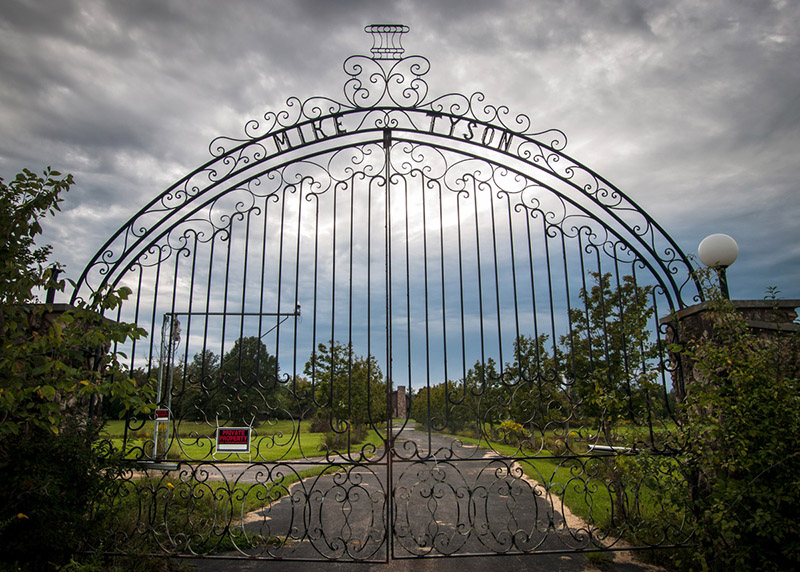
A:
668,279,800,570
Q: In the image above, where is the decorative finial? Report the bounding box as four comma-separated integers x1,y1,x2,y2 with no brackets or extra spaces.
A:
364,24,410,60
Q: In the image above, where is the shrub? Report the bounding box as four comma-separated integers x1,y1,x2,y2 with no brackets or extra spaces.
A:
319,423,367,453
0,169,153,570
497,420,526,445
309,411,330,433
0,419,116,570
669,280,800,570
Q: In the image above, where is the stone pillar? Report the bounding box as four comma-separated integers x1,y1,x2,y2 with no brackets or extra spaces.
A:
661,299,800,402
391,386,408,419
396,385,407,419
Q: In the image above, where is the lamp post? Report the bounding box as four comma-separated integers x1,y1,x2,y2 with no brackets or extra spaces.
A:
698,233,738,299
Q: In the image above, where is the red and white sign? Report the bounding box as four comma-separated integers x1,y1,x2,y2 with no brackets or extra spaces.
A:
154,408,170,421
215,427,251,453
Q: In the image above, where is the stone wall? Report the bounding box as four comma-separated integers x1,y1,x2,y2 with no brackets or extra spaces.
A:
660,299,800,402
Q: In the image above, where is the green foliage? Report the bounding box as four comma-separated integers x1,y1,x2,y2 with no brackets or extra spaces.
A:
414,273,664,446
669,276,800,570
177,341,317,426
0,169,152,436
560,272,660,434
411,336,561,444
304,340,386,432
319,425,366,453
0,168,68,305
414,356,515,436
211,337,279,424
502,334,569,434
496,419,526,445
89,471,323,559
0,169,153,570
0,419,117,570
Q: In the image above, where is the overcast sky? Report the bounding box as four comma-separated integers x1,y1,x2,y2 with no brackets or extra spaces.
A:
2,0,799,303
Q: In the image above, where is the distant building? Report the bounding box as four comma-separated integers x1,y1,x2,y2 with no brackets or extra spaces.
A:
391,385,407,419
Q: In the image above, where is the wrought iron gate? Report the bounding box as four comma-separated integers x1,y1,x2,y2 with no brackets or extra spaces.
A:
74,25,699,561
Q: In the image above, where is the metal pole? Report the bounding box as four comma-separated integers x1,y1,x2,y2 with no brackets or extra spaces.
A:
718,266,730,299
383,127,394,562
153,315,168,458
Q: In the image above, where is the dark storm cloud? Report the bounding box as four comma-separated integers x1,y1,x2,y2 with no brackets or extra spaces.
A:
1,0,798,299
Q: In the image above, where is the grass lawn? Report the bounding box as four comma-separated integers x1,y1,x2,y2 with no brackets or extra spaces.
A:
97,420,389,555
95,418,686,557
101,418,386,462
101,464,336,555
426,426,686,544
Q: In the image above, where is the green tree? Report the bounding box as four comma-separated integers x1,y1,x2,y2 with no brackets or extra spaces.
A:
304,340,386,432
552,272,663,527
413,337,561,441
559,272,661,441
197,337,279,425
462,357,501,433
176,349,219,420
503,334,569,447
411,383,444,429
413,372,478,435
0,169,152,569
413,358,502,436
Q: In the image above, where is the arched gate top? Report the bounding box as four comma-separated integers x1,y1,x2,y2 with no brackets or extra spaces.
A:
72,25,700,309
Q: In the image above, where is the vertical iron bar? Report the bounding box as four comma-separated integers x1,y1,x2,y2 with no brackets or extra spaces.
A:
421,172,432,430
180,235,199,434
383,127,393,563
347,174,355,453
489,184,503,372
123,266,145,452
402,165,412,431
367,175,375,434
129,267,144,374
524,209,542,382
612,247,634,423
154,314,168,458
309,184,321,416
437,180,449,413
200,233,216,409
148,250,164,458
147,248,164,379
456,185,467,433
257,195,270,413
506,195,521,371
292,182,304,414
542,220,558,377
236,211,252,418
577,228,593,377
276,188,288,381
330,170,339,433
472,179,486,394
164,244,183,455
219,218,235,424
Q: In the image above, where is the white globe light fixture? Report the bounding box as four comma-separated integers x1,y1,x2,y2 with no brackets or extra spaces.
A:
698,234,738,298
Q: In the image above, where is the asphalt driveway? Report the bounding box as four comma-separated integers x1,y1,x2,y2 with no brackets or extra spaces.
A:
188,426,670,571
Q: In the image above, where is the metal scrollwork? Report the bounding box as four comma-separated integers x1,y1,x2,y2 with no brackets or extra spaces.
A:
78,24,696,563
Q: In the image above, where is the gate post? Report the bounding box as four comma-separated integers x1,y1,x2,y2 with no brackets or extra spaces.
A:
661,299,800,402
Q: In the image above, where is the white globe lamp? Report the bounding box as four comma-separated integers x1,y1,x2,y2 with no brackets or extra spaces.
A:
698,234,738,298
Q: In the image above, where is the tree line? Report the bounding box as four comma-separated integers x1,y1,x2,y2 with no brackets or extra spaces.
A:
146,271,670,441
411,272,673,440
139,337,387,431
